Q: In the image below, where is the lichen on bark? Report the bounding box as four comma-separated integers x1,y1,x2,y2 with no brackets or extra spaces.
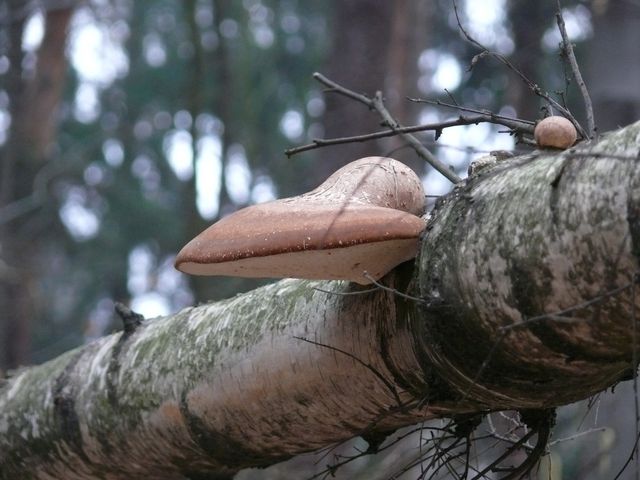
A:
416,120,640,408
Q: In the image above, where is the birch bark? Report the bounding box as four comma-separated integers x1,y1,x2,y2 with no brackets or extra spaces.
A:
2,121,640,479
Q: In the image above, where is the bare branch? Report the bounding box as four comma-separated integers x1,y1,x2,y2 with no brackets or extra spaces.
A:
312,73,463,184
286,115,481,156
362,271,428,304
409,98,536,133
548,427,607,447
286,113,532,157
555,4,596,139
311,286,380,296
469,413,551,480
451,0,588,140
313,72,374,108
370,91,462,183
305,425,450,480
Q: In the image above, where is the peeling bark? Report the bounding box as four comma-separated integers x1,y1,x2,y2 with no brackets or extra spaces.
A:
1,122,640,478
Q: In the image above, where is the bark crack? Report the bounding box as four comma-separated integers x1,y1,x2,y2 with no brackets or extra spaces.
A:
106,304,145,408
548,155,571,227
52,349,90,465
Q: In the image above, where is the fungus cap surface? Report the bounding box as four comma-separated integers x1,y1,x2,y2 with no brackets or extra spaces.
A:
175,157,426,284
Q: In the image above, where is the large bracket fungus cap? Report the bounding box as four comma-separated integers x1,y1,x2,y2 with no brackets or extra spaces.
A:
175,157,426,285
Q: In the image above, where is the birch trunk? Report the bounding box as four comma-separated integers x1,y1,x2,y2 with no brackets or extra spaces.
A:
2,121,640,479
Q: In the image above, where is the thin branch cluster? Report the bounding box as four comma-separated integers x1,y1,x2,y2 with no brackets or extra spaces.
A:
286,0,597,187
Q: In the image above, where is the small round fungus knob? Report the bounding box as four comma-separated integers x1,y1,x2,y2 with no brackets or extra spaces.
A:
534,116,578,150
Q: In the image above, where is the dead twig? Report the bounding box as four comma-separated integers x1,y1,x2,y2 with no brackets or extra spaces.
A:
286,113,531,157
548,427,607,447
370,91,462,183
555,2,596,139
499,280,637,333
408,97,536,146
362,271,428,304
470,410,553,480
409,99,535,133
451,0,588,140
312,72,462,184
306,425,451,480
293,335,404,408
311,286,380,296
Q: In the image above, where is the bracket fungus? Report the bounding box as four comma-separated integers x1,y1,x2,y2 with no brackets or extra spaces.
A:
175,157,427,285
534,116,578,150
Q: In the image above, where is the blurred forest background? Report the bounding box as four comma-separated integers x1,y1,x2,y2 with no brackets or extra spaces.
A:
1,0,640,478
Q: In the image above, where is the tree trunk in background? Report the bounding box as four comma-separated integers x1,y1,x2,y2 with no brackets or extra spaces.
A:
320,0,393,176
0,3,25,208
183,0,261,305
0,6,73,370
15,9,72,160
184,0,213,304
0,3,27,373
567,4,640,478
210,0,234,218
383,0,432,170
319,0,427,179
506,0,555,121
588,1,640,132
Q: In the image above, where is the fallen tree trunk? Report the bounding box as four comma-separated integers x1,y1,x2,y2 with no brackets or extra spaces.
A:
1,121,639,479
